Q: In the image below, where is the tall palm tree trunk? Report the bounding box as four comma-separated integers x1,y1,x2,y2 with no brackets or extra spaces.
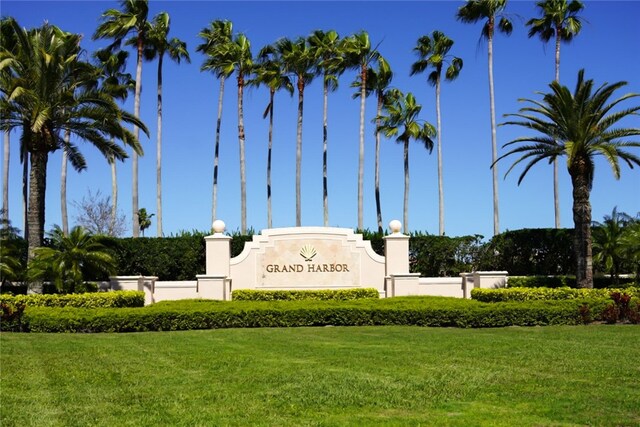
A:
61,129,71,235
212,77,225,225
110,154,117,234
570,164,593,289
323,78,329,226
375,94,383,234
156,54,163,237
2,131,9,222
27,150,47,260
436,76,444,236
357,66,366,230
488,31,500,236
238,75,247,234
403,139,410,234
132,37,143,237
267,90,274,228
553,31,561,229
22,149,28,240
61,150,68,235
296,80,304,227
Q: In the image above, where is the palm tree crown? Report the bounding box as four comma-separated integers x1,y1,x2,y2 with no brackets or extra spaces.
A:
527,0,584,46
456,0,513,39
499,69,640,288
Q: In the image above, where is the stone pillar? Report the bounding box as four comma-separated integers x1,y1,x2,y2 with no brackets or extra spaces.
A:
460,273,474,298
383,220,410,276
198,220,232,300
205,220,232,276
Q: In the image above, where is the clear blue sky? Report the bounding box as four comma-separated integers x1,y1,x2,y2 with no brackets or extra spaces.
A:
2,0,639,238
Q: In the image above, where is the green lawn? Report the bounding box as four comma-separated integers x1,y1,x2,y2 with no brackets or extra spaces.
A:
1,325,639,426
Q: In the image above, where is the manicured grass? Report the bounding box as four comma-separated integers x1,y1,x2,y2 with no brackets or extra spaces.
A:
1,325,639,426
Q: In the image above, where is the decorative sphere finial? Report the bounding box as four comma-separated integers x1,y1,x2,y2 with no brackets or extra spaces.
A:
212,219,226,234
389,220,402,234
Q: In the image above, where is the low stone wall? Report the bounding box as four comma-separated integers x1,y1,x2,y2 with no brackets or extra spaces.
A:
153,281,198,302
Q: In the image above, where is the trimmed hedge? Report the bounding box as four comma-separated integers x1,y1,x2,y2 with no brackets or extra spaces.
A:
507,275,637,289
471,287,640,303
232,288,380,301
3,297,613,332
477,228,575,275
0,291,144,308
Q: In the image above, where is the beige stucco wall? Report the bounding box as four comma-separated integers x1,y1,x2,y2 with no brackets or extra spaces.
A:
153,281,198,302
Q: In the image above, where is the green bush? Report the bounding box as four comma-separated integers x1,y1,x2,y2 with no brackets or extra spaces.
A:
477,228,575,275
0,290,144,309
471,287,639,303
107,235,206,281
0,297,26,331
232,288,380,301
8,297,611,333
507,275,637,289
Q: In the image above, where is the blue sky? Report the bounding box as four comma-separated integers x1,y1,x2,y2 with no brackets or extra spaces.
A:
2,0,639,238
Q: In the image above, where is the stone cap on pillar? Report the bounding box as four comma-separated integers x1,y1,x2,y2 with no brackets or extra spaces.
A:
383,220,408,240
207,219,232,241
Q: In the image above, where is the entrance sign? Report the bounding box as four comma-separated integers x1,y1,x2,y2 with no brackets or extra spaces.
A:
231,227,384,289
196,220,412,300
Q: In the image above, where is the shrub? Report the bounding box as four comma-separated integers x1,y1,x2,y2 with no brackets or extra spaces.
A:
0,290,144,309
232,288,380,301
507,275,637,289
477,228,575,275
0,297,26,331
9,297,611,333
108,235,206,280
471,287,639,303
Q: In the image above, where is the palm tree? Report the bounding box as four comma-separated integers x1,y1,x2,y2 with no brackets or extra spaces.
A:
0,22,16,225
276,37,316,227
94,0,150,238
93,48,135,233
592,207,632,286
61,129,71,235
145,12,190,237
308,30,345,226
250,46,293,228
343,31,379,230
378,90,436,233
457,0,513,236
197,20,233,226
218,33,254,234
410,31,463,236
1,21,29,238
137,208,154,237
498,69,640,288
620,215,640,284
28,225,117,293
0,19,146,270
528,0,585,229
2,131,9,223
354,56,393,233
